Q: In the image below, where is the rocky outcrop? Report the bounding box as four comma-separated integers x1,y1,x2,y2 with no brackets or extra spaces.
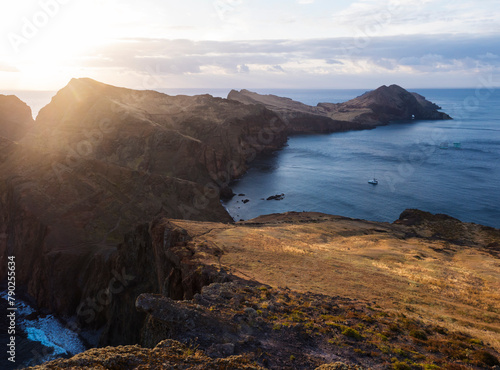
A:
0,78,290,346
322,84,453,123
27,338,265,369
228,84,452,133
0,94,34,141
133,279,499,369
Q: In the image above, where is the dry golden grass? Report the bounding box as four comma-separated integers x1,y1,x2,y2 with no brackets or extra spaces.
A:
170,212,500,352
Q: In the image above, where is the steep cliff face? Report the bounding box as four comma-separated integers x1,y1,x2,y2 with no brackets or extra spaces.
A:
0,94,34,141
31,210,499,369
0,79,290,345
228,84,452,131
71,220,228,346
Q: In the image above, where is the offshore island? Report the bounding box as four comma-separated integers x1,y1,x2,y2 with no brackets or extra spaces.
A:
0,79,499,369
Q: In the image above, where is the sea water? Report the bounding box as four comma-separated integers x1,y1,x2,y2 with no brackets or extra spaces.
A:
0,288,86,369
222,88,500,228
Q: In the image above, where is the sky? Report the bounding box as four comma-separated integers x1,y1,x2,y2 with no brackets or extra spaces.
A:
0,0,499,91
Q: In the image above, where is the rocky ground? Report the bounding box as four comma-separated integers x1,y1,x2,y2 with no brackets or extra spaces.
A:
28,280,499,369
26,209,500,370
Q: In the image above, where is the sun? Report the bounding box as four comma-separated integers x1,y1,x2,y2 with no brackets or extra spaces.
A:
3,0,116,89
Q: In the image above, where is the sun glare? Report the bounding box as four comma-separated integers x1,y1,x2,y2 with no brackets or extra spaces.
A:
4,0,117,89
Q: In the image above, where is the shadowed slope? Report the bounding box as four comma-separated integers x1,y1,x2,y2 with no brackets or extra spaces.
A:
0,94,34,141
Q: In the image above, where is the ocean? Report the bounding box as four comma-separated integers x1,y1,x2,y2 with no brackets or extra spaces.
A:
1,86,499,367
0,287,86,369
222,88,500,228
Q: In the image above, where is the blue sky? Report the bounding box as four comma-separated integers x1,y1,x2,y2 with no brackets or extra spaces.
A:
1,0,499,90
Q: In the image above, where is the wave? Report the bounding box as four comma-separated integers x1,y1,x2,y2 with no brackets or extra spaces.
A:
0,290,87,368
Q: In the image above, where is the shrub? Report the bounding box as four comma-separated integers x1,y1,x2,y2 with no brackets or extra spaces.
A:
342,327,362,340
290,310,305,322
410,329,428,341
423,364,441,370
376,333,389,342
392,361,412,370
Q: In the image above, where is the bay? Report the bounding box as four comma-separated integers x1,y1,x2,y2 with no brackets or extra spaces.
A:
223,88,500,228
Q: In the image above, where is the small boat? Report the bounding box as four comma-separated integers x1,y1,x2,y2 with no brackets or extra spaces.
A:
368,178,378,185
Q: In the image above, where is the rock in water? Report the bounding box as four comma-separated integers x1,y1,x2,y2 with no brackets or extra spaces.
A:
267,193,285,200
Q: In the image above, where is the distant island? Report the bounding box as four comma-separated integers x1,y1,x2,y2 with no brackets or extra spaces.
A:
1,79,498,369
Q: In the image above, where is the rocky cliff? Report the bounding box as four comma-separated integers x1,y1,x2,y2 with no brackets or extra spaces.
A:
228,84,452,133
0,80,464,367
0,94,34,141
0,79,289,344
27,210,500,369
24,78,287,185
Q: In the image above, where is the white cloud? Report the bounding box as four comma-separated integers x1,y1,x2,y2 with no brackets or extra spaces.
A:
69,35,499,89
1,0,500,89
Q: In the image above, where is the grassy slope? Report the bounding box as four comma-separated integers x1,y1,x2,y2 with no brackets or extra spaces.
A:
170,212,500,353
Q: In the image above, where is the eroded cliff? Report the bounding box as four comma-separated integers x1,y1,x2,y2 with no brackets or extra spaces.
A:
27,210,500,369
0,79,289,344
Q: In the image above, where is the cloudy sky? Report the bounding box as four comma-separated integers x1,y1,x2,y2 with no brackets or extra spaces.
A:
1,0,499,90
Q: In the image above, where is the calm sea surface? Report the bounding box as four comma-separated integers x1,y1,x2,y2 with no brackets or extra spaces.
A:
222,88,500,228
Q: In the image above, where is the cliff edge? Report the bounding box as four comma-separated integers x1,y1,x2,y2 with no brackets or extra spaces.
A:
26,210,500,369
1,78,289,341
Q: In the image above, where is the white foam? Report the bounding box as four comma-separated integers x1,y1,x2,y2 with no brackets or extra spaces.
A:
22,315,87,356
24,327,68,356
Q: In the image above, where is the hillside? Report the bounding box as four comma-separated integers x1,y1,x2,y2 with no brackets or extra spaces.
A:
1,78,287,322
228,84,452,132
0,94,34,141
27,210,500,369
